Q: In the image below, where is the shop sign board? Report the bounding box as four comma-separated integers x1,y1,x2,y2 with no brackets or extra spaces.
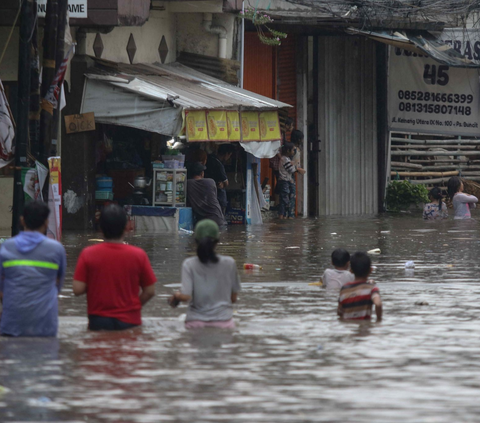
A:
185,110,209,142
259,111,281,141
388,32,480,136
65,112,96,134
38,0,88,19
206,111,229,141
185,109,281,142
226,111,241,141
240,112,260,142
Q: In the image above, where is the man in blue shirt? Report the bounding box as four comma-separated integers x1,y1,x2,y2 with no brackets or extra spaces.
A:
0,201,66,337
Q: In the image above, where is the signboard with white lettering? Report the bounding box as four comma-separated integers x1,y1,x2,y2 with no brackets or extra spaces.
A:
38,0,87,19
388,31,480,136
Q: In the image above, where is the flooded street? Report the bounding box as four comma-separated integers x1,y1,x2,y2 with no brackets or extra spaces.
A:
2,213,480,422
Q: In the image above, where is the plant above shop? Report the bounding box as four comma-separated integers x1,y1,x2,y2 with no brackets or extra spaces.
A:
385,180,429,212
239,8,287,46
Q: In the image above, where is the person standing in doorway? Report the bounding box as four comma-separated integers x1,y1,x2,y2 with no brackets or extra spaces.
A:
73,204,156,331
270,117,294,209
187,163,227,228
0,201,66,337
278,142,306,219
290,129,305,216
205,144,235,215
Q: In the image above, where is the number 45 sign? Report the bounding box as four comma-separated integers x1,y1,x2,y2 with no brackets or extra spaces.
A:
423,64,449,86
388,47,480,136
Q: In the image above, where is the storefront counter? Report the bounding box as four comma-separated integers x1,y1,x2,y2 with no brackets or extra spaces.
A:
125,205,193,233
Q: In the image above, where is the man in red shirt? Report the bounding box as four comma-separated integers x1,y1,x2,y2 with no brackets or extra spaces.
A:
73,205,156,330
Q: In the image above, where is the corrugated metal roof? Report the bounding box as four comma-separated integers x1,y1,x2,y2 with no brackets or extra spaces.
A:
85,59,291,111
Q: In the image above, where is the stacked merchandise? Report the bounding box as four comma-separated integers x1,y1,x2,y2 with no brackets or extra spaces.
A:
96,177,113,200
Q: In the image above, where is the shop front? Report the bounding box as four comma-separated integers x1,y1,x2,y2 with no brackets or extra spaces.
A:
80,59,290,231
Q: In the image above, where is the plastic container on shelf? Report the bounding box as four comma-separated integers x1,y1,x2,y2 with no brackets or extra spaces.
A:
95,191,114,201
162,154,185,169
96,177,113,192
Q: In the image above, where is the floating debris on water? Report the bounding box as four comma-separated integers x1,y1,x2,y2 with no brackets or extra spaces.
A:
244,263,262,270
415,301,429,306
405,261,415,269
88,239,104,242
367,248,381,255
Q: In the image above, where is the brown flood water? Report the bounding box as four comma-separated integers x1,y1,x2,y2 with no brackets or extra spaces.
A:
2,213,480,422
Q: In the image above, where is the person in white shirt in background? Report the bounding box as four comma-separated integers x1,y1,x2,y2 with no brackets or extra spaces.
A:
322,248,355,289
447,176,478,219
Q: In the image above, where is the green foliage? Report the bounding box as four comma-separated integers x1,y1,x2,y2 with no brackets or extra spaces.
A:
385,180,429,212
164,149,179,156
239,8,288,46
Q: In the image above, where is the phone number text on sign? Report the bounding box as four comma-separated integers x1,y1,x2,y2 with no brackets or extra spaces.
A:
388,47,480,136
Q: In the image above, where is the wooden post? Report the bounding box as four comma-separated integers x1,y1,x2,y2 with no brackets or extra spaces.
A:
12,0,34,236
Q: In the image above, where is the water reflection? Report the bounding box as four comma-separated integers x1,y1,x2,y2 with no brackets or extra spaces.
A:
2,214,480,421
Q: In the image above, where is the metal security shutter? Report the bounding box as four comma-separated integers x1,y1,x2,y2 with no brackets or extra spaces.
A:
317,36,378,215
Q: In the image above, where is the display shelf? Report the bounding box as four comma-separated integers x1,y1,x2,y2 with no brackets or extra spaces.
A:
152,168,187,207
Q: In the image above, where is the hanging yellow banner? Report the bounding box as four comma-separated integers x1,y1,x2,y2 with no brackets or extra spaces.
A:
241,111,260,142
185,110,208,142
227,111,241,141
259,111,281,141
206,111,229,141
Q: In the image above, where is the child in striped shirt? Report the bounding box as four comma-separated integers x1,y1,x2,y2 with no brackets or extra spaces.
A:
278,142,305,219
337,252,382,321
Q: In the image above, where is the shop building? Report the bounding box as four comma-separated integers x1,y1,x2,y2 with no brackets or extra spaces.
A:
225,0,478,216
0,0,288,231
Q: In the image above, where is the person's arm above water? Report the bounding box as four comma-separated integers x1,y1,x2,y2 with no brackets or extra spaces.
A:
56,244,67,294
231,259,241,304
73,280,87,296
337,303,343,318
140,284,155,306
139,251,157,306
168,260,193,307
72,250,88,296
456,193,478,203
372,292,382,321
